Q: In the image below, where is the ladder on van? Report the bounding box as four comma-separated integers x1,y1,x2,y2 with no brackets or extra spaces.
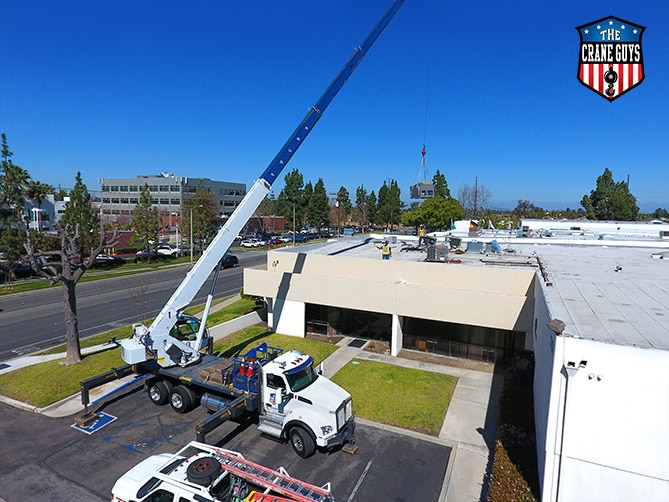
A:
213,448,334,502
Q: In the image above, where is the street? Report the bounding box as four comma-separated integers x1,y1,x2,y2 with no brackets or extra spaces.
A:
0,251,266,361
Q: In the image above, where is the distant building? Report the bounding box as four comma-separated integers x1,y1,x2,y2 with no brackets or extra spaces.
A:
98,172,246,224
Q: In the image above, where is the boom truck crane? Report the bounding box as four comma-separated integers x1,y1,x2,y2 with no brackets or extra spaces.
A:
79,0,406,461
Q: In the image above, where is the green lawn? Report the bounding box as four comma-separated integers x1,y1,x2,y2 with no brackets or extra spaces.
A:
331,358,458,436
0,298,460,437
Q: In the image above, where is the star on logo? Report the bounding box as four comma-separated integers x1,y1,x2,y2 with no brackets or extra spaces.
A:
621,25,626,30
584,29,589,34
609,20,614,25
633,29,638,34
597,25,601,30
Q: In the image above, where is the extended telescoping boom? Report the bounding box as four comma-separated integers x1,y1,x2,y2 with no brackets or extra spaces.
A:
120,0,406,368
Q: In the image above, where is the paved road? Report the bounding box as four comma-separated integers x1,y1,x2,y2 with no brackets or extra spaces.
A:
0,251,266,362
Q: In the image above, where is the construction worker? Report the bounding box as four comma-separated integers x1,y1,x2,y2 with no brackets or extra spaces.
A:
418,224,427,247
376,240,392,260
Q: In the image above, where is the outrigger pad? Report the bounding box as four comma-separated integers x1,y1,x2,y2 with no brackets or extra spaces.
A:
74,412,98,427
342,443,359,455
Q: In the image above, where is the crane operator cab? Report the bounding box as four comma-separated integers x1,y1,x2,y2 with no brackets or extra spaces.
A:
168,314,213,355
122,314,212,367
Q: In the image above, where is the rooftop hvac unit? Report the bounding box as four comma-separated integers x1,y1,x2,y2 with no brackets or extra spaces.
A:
426,244,447,262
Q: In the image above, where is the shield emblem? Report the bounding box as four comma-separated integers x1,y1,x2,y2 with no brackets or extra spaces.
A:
576,16,646,101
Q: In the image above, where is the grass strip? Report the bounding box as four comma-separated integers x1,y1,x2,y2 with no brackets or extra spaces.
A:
331,358,457,436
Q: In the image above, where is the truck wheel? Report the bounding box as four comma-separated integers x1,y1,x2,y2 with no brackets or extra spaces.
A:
170,385,198,414
289,426,316,458
187,456,222,486
148,380,173,406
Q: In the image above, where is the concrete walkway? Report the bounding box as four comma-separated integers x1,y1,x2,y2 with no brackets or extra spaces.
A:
0,303,501,502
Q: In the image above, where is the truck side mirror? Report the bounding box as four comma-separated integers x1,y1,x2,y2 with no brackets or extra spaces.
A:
317,363,324,376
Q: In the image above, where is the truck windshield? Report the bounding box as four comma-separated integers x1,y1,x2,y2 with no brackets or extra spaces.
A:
285,364,318,392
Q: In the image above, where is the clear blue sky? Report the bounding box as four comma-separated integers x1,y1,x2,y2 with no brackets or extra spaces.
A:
2,0,667,212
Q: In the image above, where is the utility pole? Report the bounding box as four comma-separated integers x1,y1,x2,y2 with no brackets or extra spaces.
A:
473,176,478,217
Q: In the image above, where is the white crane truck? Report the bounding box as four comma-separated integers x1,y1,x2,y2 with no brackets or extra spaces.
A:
78,0,405,459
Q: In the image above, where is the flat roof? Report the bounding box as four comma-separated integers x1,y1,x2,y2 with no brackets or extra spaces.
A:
274,235,669,350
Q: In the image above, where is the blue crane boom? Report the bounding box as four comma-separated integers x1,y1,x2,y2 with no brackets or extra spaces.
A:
121,0,406,368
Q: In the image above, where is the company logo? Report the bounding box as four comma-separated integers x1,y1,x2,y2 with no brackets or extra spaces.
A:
576,16,646,101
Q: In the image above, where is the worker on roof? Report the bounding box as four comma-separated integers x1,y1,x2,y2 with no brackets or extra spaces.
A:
376,240,392,260
418,224,427,247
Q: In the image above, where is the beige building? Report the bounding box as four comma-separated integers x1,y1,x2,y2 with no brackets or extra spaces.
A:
243,235,669,502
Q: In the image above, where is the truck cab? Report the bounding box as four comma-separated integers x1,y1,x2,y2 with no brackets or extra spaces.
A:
258,350,355,458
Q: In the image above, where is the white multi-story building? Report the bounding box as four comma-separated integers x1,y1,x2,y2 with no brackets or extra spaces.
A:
99,172,245,222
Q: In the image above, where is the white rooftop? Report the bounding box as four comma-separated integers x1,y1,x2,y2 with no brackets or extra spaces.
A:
275,234,669,350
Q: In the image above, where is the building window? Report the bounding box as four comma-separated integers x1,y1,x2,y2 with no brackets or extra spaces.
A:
111,198,120,204
110,186,119,192
149,185,158,191
120,198,129,204
170,199,180,205
130,198,138,204
159,185,170,192
170,185,180,192
129,185,139,192
102,198,110,204
159,198,169,205
120,186,128,192
151,198,158,204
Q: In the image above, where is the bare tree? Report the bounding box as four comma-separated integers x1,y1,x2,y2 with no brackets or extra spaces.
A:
25,225,119,365
458,178,491,218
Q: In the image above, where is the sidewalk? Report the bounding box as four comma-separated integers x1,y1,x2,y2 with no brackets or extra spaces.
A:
0,309,500,502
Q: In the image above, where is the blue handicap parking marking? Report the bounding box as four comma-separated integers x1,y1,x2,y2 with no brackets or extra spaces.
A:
71,412,118,435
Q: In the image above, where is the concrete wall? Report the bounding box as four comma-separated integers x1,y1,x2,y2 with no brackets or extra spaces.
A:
557,337,668,501
538,334,669,501
532,276,559,498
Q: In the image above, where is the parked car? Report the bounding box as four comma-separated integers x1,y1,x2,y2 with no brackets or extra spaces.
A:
157,244,181,258
220,253,239,269
93,253,125,267
135,249,160,262
240,238,261,248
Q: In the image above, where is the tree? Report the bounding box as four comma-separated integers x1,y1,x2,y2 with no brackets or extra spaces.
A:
307,178,330,229
275,168,304,232
513,200,544,219
432,169,451,199
59,172,100,253
25,173,119,365
402,196,464,230
183,184,219,256
1,134,31,281
354,185,369,226
334,186,352,232
367,191,377,225
580,168,639,220
130,184,159,262
458,179,491,218
25,180,54,230
376,180,403,230
302,181,313,228
652,208,669,220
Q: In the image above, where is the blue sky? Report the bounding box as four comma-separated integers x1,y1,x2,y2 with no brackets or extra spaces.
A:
2,0,667,212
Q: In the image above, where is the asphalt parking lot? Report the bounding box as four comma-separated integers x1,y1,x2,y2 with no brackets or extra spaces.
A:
0,385,451,501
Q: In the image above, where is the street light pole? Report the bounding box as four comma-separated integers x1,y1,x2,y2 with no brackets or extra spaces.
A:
190,207,194,263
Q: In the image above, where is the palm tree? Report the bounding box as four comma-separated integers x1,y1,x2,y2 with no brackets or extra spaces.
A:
26,180,54,230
